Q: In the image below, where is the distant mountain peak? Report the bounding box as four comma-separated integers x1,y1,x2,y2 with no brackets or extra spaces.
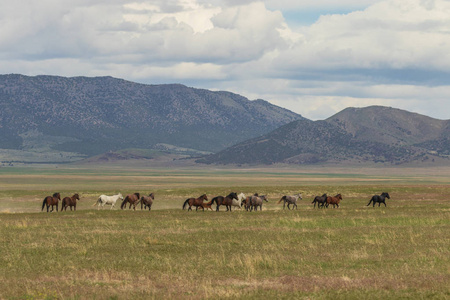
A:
199,106,450,166
0,74,303,163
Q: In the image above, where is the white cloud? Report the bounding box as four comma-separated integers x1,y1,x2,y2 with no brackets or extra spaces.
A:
0,0,449,121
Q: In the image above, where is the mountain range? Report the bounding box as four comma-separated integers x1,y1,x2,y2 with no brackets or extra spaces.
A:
1,74,448,166
198,106,450,165
0,74,301,163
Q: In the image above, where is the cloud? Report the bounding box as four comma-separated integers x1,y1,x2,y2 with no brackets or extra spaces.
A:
0,0,449,121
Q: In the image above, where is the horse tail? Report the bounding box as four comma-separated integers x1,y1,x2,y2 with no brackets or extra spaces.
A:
92,197,100,206
277,196,285,204
182,199,189,210
41,198,47,211
120,198,127,210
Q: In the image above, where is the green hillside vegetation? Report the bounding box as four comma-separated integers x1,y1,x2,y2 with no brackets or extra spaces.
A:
0,74,302,163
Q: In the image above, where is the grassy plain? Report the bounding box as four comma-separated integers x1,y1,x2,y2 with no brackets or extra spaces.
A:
0,165,449,299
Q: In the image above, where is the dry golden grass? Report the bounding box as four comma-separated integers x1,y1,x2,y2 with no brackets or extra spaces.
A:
0,166,449,299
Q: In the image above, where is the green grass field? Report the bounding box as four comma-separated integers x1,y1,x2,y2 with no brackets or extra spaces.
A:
1,166,449,299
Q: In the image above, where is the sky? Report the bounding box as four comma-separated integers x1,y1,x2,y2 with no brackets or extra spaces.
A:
1,0,449,120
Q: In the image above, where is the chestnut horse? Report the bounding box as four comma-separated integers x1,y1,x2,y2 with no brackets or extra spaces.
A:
367,192,390,207
41,192,61,212
242,194,257,211
211,192,238,211
200,198,214,211
326,194,342,208
182,194,208,211
61,193,80,211
120,193,140,210
140,193,155,211
312,194,327,208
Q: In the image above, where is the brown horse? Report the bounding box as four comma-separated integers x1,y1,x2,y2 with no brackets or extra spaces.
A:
211,192,238,211
140,193,155,211
200,198,214,211
182,194,208,211
326,194,342,208
121,193,140,210
61,193,80,211
242,194,257,211
41,192,61,212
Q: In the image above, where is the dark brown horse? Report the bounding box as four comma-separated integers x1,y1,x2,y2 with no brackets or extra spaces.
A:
121,193,140,210
41,192,61,212
312,194,327,208
326,194,342,208
140,193,155,211
182,194,208,211
61,193,80,211
211,192,238,211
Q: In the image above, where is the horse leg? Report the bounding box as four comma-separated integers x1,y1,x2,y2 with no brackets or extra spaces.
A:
383,201,386,207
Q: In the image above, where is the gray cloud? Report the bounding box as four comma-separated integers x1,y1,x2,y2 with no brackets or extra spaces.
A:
0,0,449,120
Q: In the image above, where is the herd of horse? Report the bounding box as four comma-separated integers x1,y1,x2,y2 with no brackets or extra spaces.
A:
41,191,391,212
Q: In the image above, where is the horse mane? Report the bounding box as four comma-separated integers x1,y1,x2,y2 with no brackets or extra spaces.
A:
134,192,140,199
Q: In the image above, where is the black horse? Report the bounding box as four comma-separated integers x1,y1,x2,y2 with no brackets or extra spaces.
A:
367,192,390,207
312,194,327,208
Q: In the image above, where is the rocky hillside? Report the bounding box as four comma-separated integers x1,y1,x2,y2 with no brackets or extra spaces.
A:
0,74,302,162
198,106,450,165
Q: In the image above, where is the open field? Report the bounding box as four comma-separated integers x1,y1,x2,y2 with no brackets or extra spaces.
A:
1,165,449,299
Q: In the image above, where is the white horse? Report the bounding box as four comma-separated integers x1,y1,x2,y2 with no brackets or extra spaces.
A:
231,193,246,210
93,193,124,210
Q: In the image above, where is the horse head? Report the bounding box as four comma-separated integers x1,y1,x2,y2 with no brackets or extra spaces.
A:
149,193,155,199
228,192,238,200
118,193,124,200
261,195,269,202
382,192,390,199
